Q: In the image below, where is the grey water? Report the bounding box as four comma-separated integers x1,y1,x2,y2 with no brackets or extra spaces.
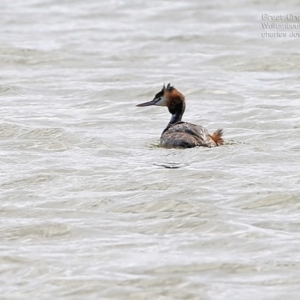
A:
1,0,300,299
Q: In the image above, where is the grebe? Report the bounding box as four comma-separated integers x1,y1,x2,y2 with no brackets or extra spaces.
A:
136,83,224,148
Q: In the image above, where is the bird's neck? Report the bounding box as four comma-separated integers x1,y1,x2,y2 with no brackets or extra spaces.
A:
168,112,183,126
165,97,185,130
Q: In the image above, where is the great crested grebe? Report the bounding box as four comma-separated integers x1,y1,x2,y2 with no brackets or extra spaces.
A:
136,83,224,148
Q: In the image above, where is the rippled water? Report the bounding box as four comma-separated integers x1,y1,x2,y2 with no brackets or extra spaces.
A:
1,0,300,299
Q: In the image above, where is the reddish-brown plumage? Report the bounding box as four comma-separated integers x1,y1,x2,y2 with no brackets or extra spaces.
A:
209,129,224,146
165,89,185,107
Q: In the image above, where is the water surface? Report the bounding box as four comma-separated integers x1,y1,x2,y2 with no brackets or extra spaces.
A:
1,0,300,299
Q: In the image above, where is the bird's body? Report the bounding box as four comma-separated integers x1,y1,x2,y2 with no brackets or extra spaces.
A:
137,84,224,149
161,122,223,148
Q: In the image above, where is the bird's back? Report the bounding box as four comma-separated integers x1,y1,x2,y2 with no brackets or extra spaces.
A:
160,122,217,148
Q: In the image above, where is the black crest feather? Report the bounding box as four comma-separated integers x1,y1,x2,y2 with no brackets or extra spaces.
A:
166,83,174,91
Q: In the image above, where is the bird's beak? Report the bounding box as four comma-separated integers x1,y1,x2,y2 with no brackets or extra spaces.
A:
136,99,156,107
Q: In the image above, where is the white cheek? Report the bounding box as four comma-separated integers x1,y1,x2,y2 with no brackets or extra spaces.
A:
155,96,167,106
